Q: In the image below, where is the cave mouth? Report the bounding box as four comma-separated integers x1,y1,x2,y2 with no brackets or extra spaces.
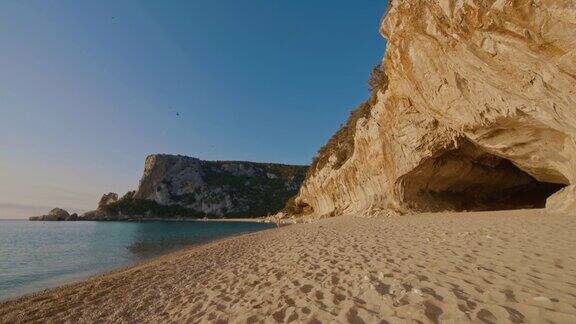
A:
400,141,566,212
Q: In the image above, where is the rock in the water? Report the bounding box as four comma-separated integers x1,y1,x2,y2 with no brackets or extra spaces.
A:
46,208,70,221
29,208,71,221
292,0,576,218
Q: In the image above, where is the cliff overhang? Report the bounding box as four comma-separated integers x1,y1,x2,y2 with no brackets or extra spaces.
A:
290,0,576,218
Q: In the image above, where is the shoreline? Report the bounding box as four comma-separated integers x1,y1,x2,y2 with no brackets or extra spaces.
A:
26,217,272,223
0,221,276,303
2,228,273,303
2,210,576,322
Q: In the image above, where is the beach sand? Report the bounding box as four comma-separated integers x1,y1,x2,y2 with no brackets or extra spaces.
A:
2,209,576,323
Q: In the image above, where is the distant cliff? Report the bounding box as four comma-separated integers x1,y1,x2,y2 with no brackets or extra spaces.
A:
29,208,78,221
85,155,307,220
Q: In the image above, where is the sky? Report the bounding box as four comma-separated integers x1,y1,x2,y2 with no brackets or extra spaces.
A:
0,0,388,219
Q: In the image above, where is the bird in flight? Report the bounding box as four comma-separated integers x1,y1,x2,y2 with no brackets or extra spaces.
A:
169,107,181,118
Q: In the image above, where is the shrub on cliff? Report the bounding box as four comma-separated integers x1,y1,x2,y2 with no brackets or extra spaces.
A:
308,64,389,178
201,163,307,217
368,64,388,94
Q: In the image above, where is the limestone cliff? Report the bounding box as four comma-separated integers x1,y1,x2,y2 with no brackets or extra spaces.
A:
291,0,576,217
116,154,307,218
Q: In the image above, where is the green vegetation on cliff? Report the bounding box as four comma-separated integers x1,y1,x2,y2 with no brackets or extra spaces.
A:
308,64,389,178
202,162,307,217
282,65,388,216
92,158,308,220
100,197,206,219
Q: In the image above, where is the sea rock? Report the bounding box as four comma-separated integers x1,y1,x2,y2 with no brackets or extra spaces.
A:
29,208,71,221
291,0,576,217
98,193,119,209
46,208,70,221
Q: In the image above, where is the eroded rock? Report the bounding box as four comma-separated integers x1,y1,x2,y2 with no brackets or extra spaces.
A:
293,0,576,217
29,208,71,221
98,193,119,210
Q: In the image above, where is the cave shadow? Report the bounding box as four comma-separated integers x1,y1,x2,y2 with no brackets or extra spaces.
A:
400,140,566,212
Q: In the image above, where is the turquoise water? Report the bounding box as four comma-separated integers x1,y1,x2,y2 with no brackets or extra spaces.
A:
0,220,273,301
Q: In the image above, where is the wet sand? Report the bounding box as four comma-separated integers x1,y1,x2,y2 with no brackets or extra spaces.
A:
2,209,576,323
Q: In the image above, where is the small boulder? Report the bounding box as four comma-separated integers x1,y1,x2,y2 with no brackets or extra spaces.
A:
547,185,576,215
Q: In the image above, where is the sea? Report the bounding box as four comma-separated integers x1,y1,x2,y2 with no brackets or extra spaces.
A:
0,220,273,301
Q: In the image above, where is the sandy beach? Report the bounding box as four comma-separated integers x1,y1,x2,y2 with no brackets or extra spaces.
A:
1,209,576,323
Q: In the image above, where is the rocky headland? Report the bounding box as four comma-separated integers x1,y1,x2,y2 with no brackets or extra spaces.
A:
31,155,307,221
132,155,306,217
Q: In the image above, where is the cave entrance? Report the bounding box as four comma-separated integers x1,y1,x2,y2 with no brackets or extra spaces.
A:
400,140,566,212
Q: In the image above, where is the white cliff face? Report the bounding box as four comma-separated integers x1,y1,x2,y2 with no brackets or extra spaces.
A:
294,0,576,217
134,155,308,217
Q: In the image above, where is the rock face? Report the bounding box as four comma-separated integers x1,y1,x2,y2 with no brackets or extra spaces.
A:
129,154,307,217
98,193,118,210
292,0,576,217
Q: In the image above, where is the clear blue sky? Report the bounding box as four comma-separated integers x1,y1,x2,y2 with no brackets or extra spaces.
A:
0,0,388,218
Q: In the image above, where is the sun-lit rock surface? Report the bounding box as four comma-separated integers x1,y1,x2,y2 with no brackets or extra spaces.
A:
293,0,576,217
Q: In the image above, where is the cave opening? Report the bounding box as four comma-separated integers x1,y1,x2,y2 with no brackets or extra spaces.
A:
400,140,566,212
